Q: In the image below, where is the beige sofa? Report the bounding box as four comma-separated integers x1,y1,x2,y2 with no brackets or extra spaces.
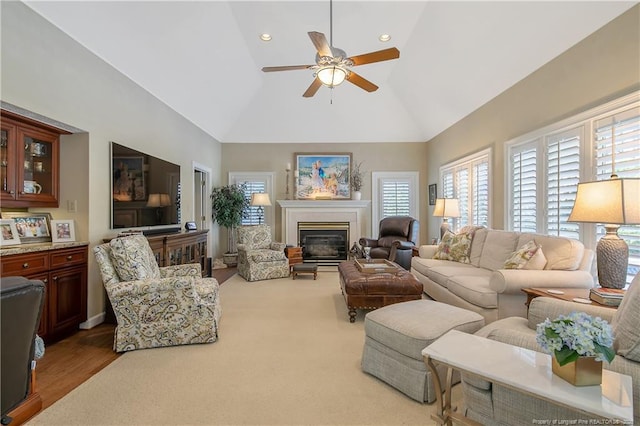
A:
411,228,594,323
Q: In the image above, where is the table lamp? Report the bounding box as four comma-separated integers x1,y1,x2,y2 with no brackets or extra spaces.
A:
250,193,271,225
568,177,640,288
433,198,460,239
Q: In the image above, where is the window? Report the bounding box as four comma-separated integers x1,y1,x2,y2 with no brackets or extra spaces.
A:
372,172,419,239
506,92,640,283
229,172,275,228
439,148,491,230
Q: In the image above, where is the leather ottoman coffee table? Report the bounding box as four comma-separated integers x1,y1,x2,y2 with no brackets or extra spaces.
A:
337,260,423,323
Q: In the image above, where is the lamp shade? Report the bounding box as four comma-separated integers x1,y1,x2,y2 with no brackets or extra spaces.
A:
250,193,272,207
568,178,640,225
433,198,460,218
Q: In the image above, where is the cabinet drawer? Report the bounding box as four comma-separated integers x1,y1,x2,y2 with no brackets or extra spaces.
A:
1,252,49,276
50,247,87,269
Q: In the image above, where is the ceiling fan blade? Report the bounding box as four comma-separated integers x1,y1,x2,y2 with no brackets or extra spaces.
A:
262,65,314,72
345,71,378,92
308,31,332,57
303,78,323,98
348,48,400,66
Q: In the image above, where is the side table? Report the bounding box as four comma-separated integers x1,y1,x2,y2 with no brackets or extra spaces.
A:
285,246,303,273
522,288,618,310
422,330,633,425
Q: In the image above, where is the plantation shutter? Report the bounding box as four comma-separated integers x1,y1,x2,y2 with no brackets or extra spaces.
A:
440,149,491,231
455,168,469,228
381,180,411,217
510,143,538,232
472,160,489,227
546,128,581,239
594,109,640,281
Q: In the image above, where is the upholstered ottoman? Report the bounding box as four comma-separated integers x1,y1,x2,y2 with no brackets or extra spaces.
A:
338,260,423,323
361,300,485,403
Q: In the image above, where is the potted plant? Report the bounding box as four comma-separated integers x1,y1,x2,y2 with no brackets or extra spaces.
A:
536,311,615,386
211,183,250,265
351,161,364,200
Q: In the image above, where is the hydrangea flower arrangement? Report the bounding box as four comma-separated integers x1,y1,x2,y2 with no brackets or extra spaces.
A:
535,311,615,366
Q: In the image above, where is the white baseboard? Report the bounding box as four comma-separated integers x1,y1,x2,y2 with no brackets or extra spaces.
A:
80,312,106,329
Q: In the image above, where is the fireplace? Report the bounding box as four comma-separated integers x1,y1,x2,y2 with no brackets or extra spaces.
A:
298,222,349,266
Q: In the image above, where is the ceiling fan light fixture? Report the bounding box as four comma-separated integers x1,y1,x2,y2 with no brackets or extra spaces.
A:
317,65,347,87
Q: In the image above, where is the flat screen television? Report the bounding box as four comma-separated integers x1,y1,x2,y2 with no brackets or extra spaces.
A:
110,142,181,232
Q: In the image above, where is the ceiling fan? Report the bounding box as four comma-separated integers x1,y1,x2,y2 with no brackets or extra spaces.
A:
261,1,400,98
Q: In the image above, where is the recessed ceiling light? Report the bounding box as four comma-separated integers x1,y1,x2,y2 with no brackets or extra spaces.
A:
379,34,391,42
260,33,272,42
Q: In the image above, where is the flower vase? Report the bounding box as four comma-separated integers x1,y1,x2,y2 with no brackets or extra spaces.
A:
353,191,362,200
551,356,602,386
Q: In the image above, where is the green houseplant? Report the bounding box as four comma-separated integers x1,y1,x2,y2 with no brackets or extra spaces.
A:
211,183,249,265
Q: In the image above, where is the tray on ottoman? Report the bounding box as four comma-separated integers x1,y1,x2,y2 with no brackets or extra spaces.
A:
338,260,423,323
354,258,401,274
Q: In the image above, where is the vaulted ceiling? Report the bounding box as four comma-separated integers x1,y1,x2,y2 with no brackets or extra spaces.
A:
24,1,636,144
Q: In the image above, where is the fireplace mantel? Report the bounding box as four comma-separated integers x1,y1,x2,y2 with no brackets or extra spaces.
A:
277,200,370,209
277,199,371,247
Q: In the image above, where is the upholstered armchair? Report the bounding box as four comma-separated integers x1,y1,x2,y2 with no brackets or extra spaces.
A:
464,272,640,425
93,235,222,353
359,216,419,270
236,225,289,282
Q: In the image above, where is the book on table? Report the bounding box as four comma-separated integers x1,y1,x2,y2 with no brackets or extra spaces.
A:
589,287,625,306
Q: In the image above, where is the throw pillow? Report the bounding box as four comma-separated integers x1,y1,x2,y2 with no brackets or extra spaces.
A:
503,240,539,269
432,231,455,260
612,272,640,361
523,246,548,270
109,235,161,281
432,230,474,264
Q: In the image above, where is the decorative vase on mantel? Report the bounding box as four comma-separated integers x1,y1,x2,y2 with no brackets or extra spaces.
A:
551,356,602,386
353,191,362,200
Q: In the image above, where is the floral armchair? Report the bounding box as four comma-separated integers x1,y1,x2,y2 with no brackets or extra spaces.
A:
93,235,222,352
236,225,289,282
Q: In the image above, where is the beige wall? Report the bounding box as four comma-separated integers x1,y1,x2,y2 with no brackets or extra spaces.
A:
425,5,640,236
221,142,428,243
1,2,223,325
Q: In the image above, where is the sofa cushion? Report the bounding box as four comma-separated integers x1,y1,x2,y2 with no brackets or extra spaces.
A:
109,235,161,281
425,264,480,288
446,275,497,308
478,231,519,271
612,273,640,362
517,233,584,271
504,240,539,269
469,228,488,267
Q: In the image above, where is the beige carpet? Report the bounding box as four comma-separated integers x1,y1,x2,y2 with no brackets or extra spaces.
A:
27,271,460,425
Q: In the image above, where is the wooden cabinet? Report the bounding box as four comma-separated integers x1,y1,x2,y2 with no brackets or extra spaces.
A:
145,230,209,274
1,111,65,208
0,244,88,343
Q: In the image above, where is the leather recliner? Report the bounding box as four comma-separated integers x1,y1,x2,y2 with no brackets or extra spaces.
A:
1,277,45,424
359,216,419,270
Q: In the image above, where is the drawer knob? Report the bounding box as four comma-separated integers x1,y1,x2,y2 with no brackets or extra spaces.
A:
52,276,58,281
22,262,29,268
43,278,48,283
66,255,73,261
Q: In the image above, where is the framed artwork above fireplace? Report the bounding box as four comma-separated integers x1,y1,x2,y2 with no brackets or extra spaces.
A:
294,153,351,200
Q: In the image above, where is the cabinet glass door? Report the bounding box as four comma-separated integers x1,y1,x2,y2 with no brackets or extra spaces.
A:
22,136,54,197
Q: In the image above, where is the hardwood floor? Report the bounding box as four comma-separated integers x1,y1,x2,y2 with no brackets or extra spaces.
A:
34,267,237,414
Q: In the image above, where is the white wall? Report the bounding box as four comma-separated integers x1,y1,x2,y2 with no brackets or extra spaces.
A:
1,2,223,323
